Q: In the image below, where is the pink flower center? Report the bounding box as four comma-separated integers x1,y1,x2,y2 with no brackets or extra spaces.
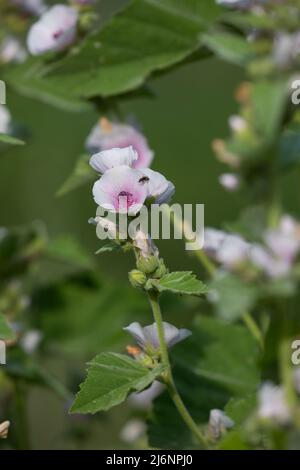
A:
118,191,134,210
53,30,64,40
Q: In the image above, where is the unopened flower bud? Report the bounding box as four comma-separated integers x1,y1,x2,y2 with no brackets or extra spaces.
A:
136,255,159,275
128,269,147,289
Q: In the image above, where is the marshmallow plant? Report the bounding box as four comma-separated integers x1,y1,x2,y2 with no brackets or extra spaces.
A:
71,145,209,447
27,4,78,55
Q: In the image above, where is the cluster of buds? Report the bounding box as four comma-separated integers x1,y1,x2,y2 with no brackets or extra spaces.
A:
204,214,300,279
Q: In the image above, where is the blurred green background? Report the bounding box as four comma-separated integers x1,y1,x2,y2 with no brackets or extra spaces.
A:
1,0,300,450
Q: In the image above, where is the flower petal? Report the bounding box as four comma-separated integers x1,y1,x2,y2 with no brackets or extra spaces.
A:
90,146,138,173
123,322,147,347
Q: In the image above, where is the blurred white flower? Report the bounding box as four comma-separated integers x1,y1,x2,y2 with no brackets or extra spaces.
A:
219,173,240,191
129,381,164,409
0,36,27,64
249,244,290,279
228,115,247,133
273,32,300,69
204,228,249,268
20,330,42,354
86,118,154,169
27,5,78,55
0,421,10,439
258,382,291,425
124,321,191,351
208,409,234,441
0,106,11,134
264,215,300,264
120,419,146,444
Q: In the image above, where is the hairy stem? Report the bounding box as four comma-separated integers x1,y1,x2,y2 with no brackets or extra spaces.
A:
147,290,208,448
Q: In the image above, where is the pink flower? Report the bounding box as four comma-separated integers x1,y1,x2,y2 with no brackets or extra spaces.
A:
27,5,78,55
86,118,154,169
92,166,149,215
91,147,175,214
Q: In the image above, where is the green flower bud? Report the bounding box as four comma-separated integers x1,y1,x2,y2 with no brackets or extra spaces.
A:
153,259,168,279
128,269,147,289
136,255,159,274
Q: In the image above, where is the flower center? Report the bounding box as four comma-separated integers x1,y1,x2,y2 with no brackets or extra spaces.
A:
118,191,134,210
53,30,64,40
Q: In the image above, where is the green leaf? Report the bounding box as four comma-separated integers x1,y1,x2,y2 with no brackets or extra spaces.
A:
251,80,288,142
71,352,165,414
208,273,258,322
0,313,15,340
28,235,93,288
56,154,95,197
38,278,147,356
149,271,207,296
0,133,25,145
148,316,260,449
6,0,222,103
95,242,121,255
202,31,256,66
279,124,300,170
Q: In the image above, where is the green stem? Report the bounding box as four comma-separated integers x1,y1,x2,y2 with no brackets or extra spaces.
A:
14,380,30,450
147,290,208,448
242,311,264,351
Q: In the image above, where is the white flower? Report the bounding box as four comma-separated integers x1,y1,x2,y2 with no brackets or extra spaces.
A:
20,330,42,354
0,106,11,134
129,381,164,409
208,409,234,441
141,168,175,204
264,215,300,264
27,5,78,55
0,36,27,64
124,321,192,351
90,146,138,174
258,382,291,425
0,421,10,439
219,173,240,191
218,234,250,267
120,419,146,444
273,32,300,69
228,115,247,133
86,118,154,169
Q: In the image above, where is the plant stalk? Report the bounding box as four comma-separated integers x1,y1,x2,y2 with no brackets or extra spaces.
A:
147,290,208,448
